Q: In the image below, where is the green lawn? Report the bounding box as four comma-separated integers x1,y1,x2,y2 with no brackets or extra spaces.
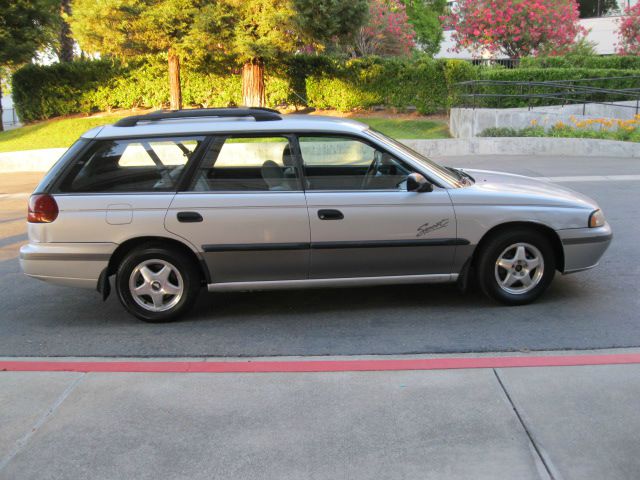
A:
0,113,450,152
0,114,129,153
353,118,450,140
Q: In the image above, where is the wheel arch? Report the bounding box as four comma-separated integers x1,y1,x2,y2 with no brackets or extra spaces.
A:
106,236,210,285
471,221,565,272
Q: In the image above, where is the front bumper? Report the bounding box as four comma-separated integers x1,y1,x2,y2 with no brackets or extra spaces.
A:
19,242,116,289
557,223,613,274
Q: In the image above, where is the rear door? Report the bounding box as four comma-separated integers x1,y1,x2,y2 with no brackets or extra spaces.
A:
297,134,457,279
165,135,310,284
46,136,205,245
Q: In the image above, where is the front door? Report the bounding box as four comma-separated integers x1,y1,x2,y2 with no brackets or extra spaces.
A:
165,135,310,284
297,135,457,279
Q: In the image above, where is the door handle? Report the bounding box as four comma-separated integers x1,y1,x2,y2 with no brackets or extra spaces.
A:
318,209,344,220
177,211,203,223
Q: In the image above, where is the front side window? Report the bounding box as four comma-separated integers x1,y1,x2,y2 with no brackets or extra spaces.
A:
57,136,204,193
298,136,412,191
191,136,300,191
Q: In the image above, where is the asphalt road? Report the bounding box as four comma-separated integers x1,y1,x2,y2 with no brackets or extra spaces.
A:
0,156,638,357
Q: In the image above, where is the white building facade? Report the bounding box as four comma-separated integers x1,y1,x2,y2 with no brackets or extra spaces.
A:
437,0,640,58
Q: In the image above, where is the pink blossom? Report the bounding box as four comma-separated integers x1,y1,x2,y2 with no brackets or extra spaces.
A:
443,0,585,58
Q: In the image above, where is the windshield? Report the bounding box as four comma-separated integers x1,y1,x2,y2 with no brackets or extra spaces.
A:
366,128,466,187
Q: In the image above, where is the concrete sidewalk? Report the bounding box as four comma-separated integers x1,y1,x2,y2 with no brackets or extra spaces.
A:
2,355,640,480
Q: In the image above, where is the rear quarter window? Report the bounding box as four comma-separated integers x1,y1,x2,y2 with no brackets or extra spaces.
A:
55,136,205,193
33,139,89,194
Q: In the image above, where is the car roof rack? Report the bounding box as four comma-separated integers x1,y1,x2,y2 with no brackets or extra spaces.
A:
113,107,282,127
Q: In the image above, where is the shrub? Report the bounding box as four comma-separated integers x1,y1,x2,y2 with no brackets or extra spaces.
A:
443,0,585,59
11,59,122,122
480,116,640,143
617,2,640,55
479,127,522,137
519,55,640,69
306,56,477,114
11,55,478,121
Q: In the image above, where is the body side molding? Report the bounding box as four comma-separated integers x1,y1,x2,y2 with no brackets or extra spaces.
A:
207,273,458,292
202,238,470,253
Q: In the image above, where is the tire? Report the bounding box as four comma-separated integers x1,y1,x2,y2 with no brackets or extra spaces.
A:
115,244,201,322
476,229,556,306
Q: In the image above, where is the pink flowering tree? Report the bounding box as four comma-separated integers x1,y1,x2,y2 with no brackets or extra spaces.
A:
353,0,416,56
617,2,640,55
443,0,586,59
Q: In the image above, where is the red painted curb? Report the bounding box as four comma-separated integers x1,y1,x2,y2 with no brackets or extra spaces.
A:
1,354,640,374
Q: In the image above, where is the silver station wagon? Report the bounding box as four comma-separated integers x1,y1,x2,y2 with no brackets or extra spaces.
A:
20,108,612,322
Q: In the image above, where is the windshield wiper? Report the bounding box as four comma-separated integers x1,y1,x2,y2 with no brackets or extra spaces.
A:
445,167,475,185
446,167,474,186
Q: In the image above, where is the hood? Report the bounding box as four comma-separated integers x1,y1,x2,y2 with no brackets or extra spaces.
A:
455,169,599,210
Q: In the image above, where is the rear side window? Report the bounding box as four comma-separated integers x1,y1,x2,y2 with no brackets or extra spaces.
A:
34,139,89,194
56,136,204,193
190,136,300,191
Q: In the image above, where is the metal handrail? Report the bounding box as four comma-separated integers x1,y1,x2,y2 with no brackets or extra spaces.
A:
454,76,640,113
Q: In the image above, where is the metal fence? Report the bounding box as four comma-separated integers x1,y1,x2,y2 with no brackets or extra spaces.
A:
1,108,20,129
454,76,640,113
470,58,520,69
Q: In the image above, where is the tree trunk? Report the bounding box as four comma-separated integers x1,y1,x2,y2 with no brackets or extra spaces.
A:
58,0,74,62
168,49,182,110
0,82,4,133
242,59,265,108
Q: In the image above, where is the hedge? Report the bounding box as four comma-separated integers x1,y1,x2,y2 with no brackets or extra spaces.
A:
19,54,640,122
467,68,640,108
11,60,122,122
11,55,477,122
520,55,640,70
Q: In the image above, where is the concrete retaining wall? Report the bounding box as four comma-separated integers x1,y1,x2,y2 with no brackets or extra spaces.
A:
451,101,640,138
403,138,640,158
2,138,639,174
0,148,67,173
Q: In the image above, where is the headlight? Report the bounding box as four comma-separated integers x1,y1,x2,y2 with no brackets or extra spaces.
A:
589,209,605,228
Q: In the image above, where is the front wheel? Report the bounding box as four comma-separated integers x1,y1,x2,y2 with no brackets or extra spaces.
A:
116,245,201,322
476,229,556,305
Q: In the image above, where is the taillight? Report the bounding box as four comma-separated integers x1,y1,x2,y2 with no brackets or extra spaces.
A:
28,194,59,223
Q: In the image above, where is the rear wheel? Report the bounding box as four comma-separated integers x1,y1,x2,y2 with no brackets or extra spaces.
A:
116,245,200,322
477,229,556,305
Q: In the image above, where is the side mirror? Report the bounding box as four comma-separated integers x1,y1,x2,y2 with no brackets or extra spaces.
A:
407,173,433,193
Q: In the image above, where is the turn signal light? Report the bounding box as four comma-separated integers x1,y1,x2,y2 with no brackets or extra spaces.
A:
28,194,59,223
589,209,605,228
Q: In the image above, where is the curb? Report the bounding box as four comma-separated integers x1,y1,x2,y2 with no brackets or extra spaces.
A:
1,138,639,173
403,137,640,158
2,352,640,373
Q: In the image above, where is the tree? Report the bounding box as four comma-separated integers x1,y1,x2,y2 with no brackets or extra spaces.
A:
293,0,369,48
223,0,297,107
444,0,586,59
58,0,74,62
617,2,640,55
227,0,368,107
70,0,233,110
401,0,447,57
353,0,416,57
0,0,56,131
